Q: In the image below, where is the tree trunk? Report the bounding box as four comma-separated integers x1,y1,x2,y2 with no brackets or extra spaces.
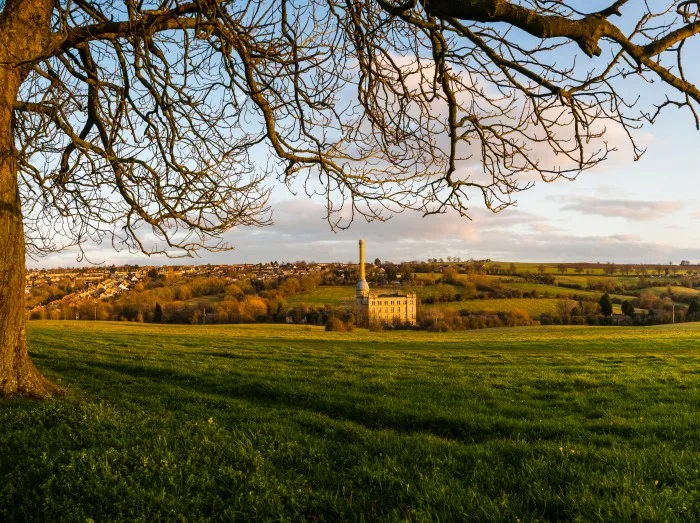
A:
0,69,61,398
0,0,63,398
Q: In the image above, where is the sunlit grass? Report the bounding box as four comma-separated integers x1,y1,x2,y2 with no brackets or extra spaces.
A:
638,286,700,298
1,322,698,520
430,298,572,317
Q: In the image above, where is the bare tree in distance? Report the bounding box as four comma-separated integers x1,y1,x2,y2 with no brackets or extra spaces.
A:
2,0,700,396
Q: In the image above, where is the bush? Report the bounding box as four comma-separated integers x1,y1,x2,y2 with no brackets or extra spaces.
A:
508,308,532,327
621,300,635,317
325,317,347,332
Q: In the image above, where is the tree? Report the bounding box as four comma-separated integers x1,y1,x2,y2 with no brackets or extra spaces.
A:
688,299,700,318
557,264,567,275
154,303,163,323
603,264,617,276
599,293,614,317
3,1,700,396
442,266,459,284
398,263,413,283
537,264,547,275
621,300,635,317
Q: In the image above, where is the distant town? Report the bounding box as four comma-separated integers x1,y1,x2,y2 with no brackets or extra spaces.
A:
24,258,700,331
27,262,323,302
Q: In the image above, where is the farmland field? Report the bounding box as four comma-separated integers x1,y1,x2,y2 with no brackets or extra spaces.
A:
1,322,699,520
286,285,354,307
638,286,700,298
429,297,574,317
286,283,466,306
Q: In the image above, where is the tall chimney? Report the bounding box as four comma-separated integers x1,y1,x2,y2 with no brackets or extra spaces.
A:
359,239,366,281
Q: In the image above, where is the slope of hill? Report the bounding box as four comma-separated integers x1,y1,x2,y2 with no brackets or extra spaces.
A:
2,322,698,520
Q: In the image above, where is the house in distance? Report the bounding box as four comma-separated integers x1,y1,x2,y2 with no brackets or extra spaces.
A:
355,240,417,327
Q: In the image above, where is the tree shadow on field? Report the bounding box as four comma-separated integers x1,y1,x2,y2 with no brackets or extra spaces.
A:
62,358,570,444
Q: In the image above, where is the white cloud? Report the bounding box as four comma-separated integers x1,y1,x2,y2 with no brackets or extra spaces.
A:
558,196,682,221
29,195,700,267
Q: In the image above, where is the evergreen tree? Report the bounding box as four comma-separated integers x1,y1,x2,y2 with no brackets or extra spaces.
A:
599,293,613,317
688,300,700,318
621,300,635,317
154,303,163,324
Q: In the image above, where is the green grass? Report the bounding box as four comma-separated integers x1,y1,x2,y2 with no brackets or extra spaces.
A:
553,275,639,286
504,282,601,298
637,286,700,298
2,322,699,521
286,285,354,307
430,297,574,317
502,282,635,304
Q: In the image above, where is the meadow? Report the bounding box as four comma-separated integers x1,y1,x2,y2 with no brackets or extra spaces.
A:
1,322,698,520
430,297,571,317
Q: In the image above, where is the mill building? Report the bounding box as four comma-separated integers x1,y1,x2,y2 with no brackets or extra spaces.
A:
355,240,417,327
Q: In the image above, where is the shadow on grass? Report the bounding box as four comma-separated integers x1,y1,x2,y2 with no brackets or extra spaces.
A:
38,354,578,445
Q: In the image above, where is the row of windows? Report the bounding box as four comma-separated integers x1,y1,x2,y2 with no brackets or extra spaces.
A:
369,299,413,305
369,311,408,317
369,301,414,306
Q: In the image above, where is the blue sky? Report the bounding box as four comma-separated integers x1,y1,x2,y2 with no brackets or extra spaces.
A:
30,3,700,267
35,114,700,267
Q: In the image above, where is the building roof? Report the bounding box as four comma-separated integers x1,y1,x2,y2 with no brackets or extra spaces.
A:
356,280,370,292
375,291,414,298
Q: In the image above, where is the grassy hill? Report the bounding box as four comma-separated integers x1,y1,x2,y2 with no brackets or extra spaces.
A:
284,280,642,319
428,297,572,317
1,322,698,520
286,285,354,307
637,286,700,298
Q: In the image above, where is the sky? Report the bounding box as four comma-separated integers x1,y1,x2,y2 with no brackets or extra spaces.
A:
29,3,700,268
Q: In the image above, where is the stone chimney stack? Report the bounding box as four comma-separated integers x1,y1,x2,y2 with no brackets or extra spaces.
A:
359,239,366,281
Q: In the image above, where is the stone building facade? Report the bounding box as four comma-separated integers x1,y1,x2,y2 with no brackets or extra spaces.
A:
355,240,417,327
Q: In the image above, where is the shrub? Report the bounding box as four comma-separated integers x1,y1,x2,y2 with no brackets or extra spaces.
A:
599,293,613,317
508,308,532,327
325,317,347,332
621,300,635,317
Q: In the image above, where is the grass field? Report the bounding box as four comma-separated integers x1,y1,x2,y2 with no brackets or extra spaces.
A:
286,284,466,307
429,297,573,317
638,286,700,298
1,322,699,520
506,282,600,298
285,278,692,320
286,285,354,307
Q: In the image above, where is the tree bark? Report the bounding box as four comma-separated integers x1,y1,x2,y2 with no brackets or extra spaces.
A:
0,0,62,398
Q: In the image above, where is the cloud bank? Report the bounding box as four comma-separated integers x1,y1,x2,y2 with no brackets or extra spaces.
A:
29,195,700,267
559,196,682,221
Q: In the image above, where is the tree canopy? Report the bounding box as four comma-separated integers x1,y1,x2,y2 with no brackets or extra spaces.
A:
7,0,700,257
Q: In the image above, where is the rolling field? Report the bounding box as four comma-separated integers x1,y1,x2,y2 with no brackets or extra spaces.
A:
638,286,700,298
1,322,699,520
284,275,697,320
286,285,354,307
506,282,600,298
286,284,465,307
429,297,573,317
